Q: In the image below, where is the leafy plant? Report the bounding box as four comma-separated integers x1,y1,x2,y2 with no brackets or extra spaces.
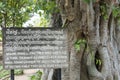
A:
95,59,102,66
0,0,58,28
39,16,49,27
30,70,42,80
100,4,109,20
83,0,90,3
0,0,43,27
0,70,10,79
14,70,23,75
38,0,57,13
74,39,86,51
0,65,10,79
112,6,120,18
83,0,96,4
0,65,23,79
95,55,102,71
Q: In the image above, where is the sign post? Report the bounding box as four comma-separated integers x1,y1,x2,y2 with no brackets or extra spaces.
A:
57,69,61,80
10,69,14,80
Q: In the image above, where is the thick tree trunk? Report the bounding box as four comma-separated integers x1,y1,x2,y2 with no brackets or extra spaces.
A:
56,0,120,80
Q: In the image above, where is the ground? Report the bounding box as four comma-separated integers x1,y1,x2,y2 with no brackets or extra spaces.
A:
15,69,39,80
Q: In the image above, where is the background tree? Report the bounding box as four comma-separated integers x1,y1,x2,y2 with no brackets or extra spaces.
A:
0,0,43,27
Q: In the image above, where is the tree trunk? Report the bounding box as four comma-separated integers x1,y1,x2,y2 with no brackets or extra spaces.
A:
56,0,120,80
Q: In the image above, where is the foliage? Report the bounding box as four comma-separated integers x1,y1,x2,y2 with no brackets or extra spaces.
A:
39,17,49,27
74,39,86,51
95,58,102,66
100,3,109,20
37,0,58,14
30,70,42,80
0,65,9,79
0,65,23,79
23,12,49,27
14,70,24,75
112,6,120,18
83,0,96,4
0,0,42,27
83,0,90,3
0,70,10,79
95,52,102,71
0,0,58,27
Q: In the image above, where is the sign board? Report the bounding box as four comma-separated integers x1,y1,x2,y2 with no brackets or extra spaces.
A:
3,27,68,69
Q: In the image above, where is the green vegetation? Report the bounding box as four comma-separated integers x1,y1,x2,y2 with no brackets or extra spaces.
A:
30,70,42,80
95,58,102,66
14,70,24,75
0,0,33,27
0,0,57,27
0,64,23,79
38,0,58,15
83,0,96,4
0,64,43,80
39,17,49,27
100,3,109,20
112,6,120,18
0,69,10,79
74,39,86,51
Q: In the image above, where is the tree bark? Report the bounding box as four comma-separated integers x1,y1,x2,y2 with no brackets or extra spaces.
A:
56,0,120,80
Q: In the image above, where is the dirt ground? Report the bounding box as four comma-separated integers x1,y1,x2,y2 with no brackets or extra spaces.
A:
15,69,39,80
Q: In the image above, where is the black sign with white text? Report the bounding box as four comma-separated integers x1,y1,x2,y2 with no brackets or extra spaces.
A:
3,27,68,69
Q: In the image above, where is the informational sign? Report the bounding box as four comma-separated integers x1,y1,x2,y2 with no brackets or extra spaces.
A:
3,27,68,69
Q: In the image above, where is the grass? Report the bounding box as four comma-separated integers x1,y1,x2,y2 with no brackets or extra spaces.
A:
30,70,42,80
0,64,23,79
0,64,42,80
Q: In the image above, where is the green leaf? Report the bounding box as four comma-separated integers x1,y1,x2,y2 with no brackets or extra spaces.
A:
74,39,86,51
14,70,23,75
96,59,99,65
112,6,120,18
75,44,80,51
30,75,36,80
83,0,90,3
95,59,102,65
30,70,42,80
98,60,102,65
